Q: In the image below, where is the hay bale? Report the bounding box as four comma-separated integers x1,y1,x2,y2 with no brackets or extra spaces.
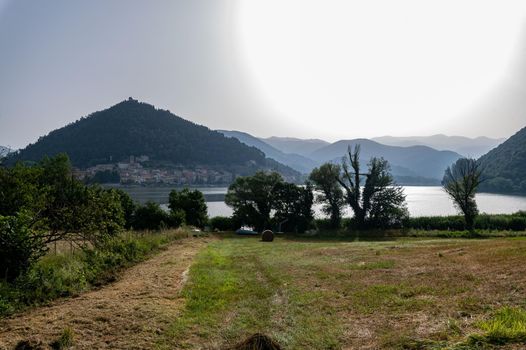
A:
261,230,274,242
227,333,282,350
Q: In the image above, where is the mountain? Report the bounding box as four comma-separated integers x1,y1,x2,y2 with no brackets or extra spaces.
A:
261,136,329,157
478,126,526,193
310,138,462,180
9,98,300,178
372,134,504,158
217,130,318,173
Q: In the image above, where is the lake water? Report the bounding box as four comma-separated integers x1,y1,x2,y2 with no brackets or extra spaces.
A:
117,186,526,218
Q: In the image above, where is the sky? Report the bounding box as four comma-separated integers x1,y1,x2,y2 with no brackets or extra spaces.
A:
1,0,526,149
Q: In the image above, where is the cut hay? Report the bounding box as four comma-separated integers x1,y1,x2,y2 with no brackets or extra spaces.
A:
261,230,274,242
227,333,282,350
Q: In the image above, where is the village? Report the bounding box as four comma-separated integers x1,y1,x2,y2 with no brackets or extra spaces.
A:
73,155,234,185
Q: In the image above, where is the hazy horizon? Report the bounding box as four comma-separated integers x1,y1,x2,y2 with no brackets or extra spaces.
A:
1,0,526,149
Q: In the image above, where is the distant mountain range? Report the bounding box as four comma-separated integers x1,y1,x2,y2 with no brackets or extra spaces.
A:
309,139,462,180
478,126,526,194
261,137,329,157
8,99,300,179
217,130,318,174
372,134,504,158
218,131,464,182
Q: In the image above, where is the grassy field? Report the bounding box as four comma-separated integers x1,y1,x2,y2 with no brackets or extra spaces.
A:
161,234,526,349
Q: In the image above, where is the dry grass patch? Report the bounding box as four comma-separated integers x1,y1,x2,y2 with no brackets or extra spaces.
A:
161,235,526,349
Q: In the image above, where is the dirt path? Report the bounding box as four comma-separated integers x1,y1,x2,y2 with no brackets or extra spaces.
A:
0,237,210,350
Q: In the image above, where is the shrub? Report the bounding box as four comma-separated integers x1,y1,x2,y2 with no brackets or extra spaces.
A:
0,213,46,282
50,327,75,350
133,201,174,230
209,216,235,231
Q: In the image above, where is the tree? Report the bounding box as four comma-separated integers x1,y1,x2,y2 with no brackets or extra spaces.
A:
225,171,283,231
442,158,483,231
112,189,136,229
0,212,46,281
168,188,208,228
309,163,345,228
273,181,314,233
132,201,175,230
337,145,407,228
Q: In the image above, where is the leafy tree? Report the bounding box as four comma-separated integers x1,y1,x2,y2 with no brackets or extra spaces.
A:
225,171,283,231
273,182,314,233
0,154,132,283
309,163,345,228
443,158,483,231
132,202,170,230
0,212,46,281
337,145,407,228
113,189,136,229
168,188,208,228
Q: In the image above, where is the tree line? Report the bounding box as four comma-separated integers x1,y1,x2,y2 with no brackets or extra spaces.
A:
225,145,484,234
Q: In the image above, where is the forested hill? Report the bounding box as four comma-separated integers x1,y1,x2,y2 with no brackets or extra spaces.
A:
478,126,526,193
9,99,294,173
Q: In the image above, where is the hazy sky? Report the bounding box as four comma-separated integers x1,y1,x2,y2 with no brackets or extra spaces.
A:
1,0,526,149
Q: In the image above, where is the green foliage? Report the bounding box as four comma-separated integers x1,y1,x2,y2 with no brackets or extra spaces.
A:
443,158,482,230
168,188,208,228
338,145,408,228
0,213,46,281
472,307,526,345
309,163,344,228
132,201,177,231
112,189,136,229
273,181,314,233
209,216,235,231
405,212,526,231
0,155,127,282
226,171,313,232
226,171,284,231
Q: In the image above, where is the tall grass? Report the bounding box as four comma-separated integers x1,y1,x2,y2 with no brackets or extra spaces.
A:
405,212,526,231
0,229,187,317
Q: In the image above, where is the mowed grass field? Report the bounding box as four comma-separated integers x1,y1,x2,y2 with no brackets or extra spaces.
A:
160,235,526,350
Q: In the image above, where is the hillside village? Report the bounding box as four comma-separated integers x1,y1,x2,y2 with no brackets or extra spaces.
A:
74,155,234,185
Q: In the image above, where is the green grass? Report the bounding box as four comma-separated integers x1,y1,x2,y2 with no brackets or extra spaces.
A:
161,235,526,349
471,307,526,345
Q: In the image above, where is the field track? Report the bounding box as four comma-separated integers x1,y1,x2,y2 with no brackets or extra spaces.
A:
0,237,210,350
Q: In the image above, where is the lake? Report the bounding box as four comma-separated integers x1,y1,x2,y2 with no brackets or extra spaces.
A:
117,186,526,218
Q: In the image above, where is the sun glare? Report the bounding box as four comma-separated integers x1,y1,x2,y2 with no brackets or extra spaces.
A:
236,0,526,138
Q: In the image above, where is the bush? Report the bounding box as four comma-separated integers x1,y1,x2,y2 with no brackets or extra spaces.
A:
405,212,526,232
132,201,177,230
0,213,46,282
209,216,235,231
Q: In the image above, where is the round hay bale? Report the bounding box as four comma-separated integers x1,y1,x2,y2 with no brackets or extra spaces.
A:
261,230,274,242
227,333,282,350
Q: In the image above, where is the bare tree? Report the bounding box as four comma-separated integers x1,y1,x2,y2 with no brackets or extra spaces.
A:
443,158,483,231
337,145,407,228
